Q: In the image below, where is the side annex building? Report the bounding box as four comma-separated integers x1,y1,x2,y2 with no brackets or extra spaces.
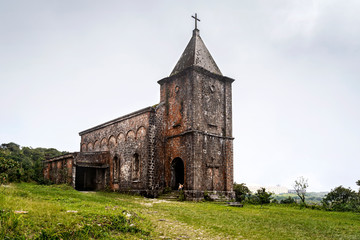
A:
43,25,235,201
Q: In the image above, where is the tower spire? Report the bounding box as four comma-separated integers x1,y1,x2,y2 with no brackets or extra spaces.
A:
170,14,222,76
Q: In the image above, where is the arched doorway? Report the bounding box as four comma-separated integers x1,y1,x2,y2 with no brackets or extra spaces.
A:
171,157,184,190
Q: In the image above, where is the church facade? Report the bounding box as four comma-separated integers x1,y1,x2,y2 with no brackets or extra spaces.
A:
43,26,235,200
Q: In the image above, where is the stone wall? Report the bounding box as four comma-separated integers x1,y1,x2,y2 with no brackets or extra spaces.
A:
158,66,235,200
43,153,75,185
79,107,155,193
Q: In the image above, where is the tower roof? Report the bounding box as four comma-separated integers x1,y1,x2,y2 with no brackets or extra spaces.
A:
170,29,222,76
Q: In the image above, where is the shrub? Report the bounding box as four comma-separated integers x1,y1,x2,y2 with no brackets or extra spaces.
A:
280,196,296,204
255,188,273,206
178,190,185,201
233,183,250,202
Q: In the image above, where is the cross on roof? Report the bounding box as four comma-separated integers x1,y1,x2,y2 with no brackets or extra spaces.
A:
192,13,200,30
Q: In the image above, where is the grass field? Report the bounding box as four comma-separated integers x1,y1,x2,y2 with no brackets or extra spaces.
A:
1,183,360,239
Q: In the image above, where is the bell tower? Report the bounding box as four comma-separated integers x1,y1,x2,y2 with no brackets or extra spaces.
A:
157,15,235,200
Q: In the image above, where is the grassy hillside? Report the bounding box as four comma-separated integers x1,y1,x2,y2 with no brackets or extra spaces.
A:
1,183,360,239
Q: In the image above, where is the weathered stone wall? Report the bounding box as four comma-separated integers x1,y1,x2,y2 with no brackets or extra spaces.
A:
158,66,235,200
146,102,165,196
43,153,75,184
159,69,194,192
159,70,192,136
79,107,154,193
76,152,109,166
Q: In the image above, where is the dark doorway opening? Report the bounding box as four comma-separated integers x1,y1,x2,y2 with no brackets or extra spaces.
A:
171,157,184,190
75,167,97,191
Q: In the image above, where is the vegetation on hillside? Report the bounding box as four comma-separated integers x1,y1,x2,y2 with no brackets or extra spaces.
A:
0,142,67,184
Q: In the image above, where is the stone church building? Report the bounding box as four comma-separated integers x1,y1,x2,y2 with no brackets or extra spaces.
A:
44,24,235,200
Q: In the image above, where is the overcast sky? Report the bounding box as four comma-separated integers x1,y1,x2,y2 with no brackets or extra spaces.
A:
1,0,359,192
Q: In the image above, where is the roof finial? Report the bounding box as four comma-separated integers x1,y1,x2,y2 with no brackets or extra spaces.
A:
192,13,200,30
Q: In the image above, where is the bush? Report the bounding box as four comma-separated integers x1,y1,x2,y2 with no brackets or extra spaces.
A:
280,196,296,204
255,188,273,206
178,190,185,201
233,183,250,202
0,157,19,185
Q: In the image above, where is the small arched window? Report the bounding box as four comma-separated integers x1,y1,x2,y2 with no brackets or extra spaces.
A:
132,153,140,181
113,156,120,183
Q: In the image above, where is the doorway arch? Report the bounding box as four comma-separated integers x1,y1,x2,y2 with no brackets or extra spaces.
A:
171,157,184,190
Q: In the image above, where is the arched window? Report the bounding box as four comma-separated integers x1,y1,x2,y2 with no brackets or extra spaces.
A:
100,138,108,151
81,143,87,152
109,136,116,149
136,126,146,140
126,130,135,141
113,156,120,183
94,141,100,151
132,153,140,181
87,142,94,151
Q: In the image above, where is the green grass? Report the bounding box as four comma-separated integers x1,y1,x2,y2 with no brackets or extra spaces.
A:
1,183,360,239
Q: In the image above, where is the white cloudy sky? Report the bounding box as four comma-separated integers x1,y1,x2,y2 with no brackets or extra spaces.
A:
1,0,359,192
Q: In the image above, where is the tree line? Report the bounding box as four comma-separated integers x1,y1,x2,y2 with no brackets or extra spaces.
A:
0,142,67,185
234,177,360,212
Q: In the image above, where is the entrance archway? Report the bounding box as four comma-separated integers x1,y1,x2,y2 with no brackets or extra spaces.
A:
171,157,184,190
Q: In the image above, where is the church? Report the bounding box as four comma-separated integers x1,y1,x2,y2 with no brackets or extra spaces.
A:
43,16,235,201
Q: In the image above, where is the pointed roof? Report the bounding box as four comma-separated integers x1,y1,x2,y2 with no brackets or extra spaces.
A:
170,29,222,76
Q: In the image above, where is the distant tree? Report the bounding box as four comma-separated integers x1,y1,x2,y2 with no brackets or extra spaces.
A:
0,142,21,153
255,187,273,207
322,186,358,212
233,182,250,202
293,176,308,206
356,180,360,187
280,196,296,204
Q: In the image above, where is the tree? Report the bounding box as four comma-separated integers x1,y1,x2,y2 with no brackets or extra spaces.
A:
0,156,19,185
293,176,308,206
322,186,358,212
255,187,272,206
0,142,20,153
233,182,250,202
356,180,360,187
